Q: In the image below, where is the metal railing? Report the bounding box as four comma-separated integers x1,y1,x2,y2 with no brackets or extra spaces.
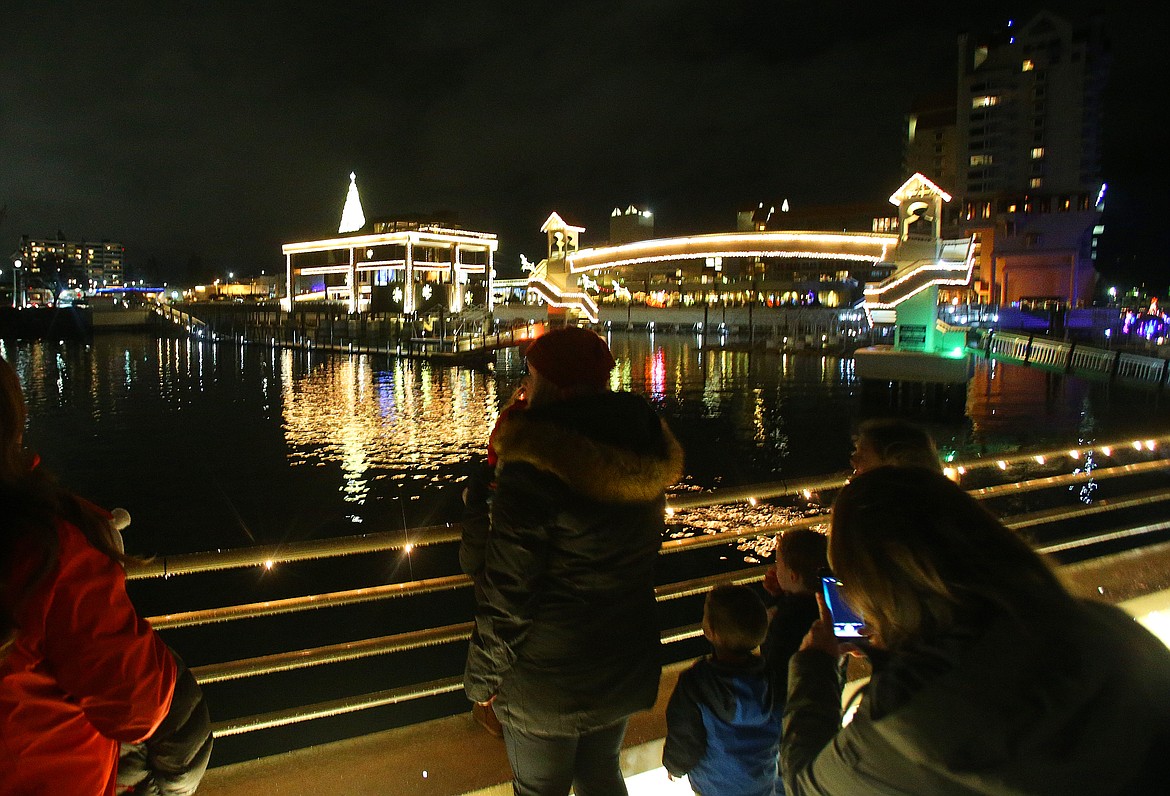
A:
980,330,1170,388
127,433,1170,583
132,432,1170,741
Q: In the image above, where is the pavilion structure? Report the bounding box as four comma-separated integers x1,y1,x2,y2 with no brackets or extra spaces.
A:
281,174,498,315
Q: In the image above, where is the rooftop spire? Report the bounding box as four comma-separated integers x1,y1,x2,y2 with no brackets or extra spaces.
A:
339,172,366,234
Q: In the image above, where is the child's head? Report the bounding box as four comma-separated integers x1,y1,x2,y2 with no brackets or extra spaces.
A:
851,418,940,474
774,528,829,594
702,585,768,656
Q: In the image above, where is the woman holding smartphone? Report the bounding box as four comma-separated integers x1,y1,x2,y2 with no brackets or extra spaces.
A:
782,466,1170,795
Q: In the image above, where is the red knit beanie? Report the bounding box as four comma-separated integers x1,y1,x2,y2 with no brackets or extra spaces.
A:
524,327,615,390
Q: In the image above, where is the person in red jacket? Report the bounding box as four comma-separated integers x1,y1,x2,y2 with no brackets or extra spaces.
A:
0,355,178,796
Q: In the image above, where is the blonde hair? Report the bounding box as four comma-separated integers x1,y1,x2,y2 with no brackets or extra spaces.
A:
829,466,1068,648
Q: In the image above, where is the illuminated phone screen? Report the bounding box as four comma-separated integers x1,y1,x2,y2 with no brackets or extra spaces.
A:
821,575,866,639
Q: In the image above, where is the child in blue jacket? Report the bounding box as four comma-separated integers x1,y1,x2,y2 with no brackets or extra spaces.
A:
663,585,784,796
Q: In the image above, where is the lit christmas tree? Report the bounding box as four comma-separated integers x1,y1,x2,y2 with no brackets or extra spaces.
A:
339,172,366,234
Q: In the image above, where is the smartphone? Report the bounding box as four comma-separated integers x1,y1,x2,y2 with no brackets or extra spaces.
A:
821,575,866,639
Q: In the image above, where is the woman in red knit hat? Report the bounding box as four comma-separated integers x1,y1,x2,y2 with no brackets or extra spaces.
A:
464,326,684,796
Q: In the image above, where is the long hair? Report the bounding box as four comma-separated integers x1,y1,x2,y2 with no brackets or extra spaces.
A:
1,355,125,661
828,466,1069,649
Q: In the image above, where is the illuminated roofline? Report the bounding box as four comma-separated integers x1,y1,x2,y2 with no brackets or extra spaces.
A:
283,229,498,255
889,173,953,205
865,277,973,309
571,250,885,273
863,261,971,298
566,231,895,273
527,278,600,323
540,212,586,234
862,244,976,310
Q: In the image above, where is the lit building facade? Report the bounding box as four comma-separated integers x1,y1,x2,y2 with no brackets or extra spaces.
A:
282,175,497,315
282,221,497,315
19,235,125,289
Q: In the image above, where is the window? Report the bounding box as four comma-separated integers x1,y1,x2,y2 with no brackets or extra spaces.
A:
1022,59,1035,71
1025,233,1043,248
972,95,999,109
1030,177,1043,188
970,154,994,166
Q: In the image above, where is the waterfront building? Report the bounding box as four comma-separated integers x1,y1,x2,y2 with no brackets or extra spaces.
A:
564,200,899,313
281,174,497,314
18,234,125,290
918,10,1109,306
609,205,655,245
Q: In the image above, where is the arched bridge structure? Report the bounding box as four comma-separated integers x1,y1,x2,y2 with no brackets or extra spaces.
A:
529,223,901,323
531,175,975,326
565,231,898,274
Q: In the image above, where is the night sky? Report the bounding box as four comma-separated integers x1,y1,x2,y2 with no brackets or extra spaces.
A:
2,2,1164,285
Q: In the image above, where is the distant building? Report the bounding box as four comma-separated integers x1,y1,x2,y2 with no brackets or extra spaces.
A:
19,235,125,290
609,205,655,245
904,92,958,193
282,175,497,314
950,10,1108,306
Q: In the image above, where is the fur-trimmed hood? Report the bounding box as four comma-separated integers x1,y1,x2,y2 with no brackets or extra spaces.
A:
492,392,684,504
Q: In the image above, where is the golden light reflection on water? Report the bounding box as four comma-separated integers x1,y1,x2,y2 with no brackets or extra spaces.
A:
278,351,500,505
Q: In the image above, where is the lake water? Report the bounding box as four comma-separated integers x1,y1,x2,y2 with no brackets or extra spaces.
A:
5,331,1168,559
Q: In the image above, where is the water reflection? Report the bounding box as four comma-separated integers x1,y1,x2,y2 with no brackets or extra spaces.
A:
278,352,500,509
6,333,1169,556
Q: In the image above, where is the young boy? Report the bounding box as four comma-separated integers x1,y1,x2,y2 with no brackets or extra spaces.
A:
760,528,829,689
663,585,784,796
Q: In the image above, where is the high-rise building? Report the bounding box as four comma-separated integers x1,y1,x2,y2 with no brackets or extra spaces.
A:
950,11,1109,306
19,235,125,290
957,11,1107,201
904,92,958,193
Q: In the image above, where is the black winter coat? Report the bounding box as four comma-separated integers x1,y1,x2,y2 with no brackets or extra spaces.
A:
463,391,684,735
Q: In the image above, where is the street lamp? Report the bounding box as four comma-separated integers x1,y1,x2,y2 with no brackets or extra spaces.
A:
12,259,21,309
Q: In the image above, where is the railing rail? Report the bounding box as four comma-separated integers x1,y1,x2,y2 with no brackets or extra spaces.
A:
127,433,1170,581
202,509,1170,738
979,330,1170,388
135,431,1170,744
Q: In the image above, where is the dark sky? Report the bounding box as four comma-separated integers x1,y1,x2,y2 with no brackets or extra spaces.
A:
2,1,1162,283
